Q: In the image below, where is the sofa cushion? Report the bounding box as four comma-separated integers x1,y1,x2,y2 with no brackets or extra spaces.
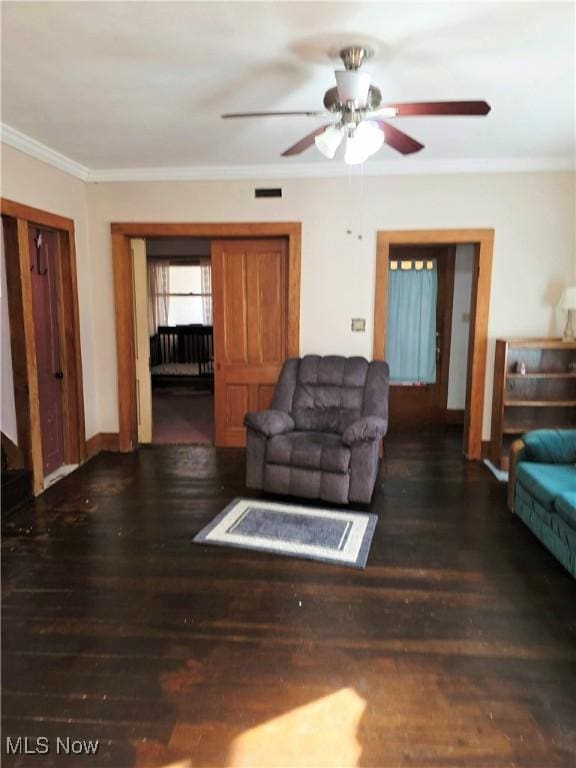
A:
266,431,350,474
554,491,576,531
523,429,576,464
516,462,576,511
291,356,368,434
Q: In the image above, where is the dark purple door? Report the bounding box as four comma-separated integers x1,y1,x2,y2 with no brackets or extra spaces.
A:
29,227,64,476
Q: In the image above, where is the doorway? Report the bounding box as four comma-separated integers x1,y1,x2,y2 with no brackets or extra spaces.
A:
373,229,494,460
385,244,456,428
1,199,86,494
29,227,66,474
112,222,301,452
132,237,215,446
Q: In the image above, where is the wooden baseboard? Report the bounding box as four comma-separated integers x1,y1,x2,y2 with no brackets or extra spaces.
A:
1,432,24,470
445,409,465,425
86,432,120,459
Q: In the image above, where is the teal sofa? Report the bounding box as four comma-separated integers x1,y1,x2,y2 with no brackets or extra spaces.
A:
509,429,576,578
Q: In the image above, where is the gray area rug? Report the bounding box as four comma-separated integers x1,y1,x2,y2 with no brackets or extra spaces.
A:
193,497,377,568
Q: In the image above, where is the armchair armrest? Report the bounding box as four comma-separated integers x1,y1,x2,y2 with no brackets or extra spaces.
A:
244,410,295,437
342,416,388,446
508,439,526,512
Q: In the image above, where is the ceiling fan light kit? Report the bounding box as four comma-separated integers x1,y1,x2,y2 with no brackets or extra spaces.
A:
314,124,344,159
222,46,491,165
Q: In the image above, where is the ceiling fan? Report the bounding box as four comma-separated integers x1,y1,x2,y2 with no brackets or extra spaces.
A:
222,46,491,164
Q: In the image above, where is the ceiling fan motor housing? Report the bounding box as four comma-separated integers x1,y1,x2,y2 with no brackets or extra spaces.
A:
340,46,374,70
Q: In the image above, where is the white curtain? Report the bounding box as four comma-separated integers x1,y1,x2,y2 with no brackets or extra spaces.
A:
386,262,438,383
200,258,212,326
148,259,170,335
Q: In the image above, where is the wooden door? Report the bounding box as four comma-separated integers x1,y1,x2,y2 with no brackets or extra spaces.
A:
387,245,455,428
211,238,288,447
131,239,152,443
29,227,64,475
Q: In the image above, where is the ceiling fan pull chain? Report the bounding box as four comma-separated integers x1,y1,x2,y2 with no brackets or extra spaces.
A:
358,161,365,241
346,164,353,236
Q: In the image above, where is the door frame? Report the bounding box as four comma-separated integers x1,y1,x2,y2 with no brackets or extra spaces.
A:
1,198,86,493
373,228,494,459
111,221,302,452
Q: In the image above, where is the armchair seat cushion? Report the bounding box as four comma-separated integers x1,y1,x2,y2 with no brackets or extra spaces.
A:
516,462,576,512
267,431,351,474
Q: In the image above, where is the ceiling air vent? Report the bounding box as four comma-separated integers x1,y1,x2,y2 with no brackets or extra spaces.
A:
255,188,282,198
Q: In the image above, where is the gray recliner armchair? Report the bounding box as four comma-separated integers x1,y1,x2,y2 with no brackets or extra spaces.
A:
244,355,389,504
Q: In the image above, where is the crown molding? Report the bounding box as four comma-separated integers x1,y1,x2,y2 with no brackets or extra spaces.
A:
1,123,573,183
1,123,90,181
87,156,575,182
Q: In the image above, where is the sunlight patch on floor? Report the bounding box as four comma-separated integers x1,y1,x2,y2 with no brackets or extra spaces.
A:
226,687,366,768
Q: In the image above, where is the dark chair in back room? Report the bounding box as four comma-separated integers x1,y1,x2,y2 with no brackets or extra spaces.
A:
244,355,389,504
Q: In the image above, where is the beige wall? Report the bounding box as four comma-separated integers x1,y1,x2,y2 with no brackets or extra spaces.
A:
87,170,575,438
2,142,574,442
0,144,99,439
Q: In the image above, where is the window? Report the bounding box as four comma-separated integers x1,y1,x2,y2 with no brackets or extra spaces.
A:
160,264,212,326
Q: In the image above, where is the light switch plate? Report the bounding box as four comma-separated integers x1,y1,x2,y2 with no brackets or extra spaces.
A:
351,318,366,332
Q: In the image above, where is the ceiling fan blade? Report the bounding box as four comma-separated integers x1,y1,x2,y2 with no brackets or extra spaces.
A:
381,100,491,117
371,120,424,155
222,110,328,119
281,124,333,156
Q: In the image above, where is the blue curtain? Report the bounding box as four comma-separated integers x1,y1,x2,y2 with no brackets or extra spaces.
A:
386,263,438,383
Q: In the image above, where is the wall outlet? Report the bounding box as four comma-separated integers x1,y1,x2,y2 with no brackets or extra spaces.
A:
351,318,366,332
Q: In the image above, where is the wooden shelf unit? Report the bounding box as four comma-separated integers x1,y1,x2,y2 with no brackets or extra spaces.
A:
490,338,576,469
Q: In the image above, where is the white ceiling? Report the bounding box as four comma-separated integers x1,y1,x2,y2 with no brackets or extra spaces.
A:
1,1,574,175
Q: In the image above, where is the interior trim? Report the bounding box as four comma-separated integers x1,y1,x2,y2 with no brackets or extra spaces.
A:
111,221,301,452
1,197,86,494
1,123,90,181
86,432,120,459
87,157,576,181
373,228,494,461
2,123,573,183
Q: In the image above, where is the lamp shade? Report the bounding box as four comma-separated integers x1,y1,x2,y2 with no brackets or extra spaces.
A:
335,70,371,107
314,125,344,159
559,286,576,310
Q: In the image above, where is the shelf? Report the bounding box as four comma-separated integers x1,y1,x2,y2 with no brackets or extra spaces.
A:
499,338,576,349
507,372,576,379
492,339,576,469
502,425,575,434
504,400,576,407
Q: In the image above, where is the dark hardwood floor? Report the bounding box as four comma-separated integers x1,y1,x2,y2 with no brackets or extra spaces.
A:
2,431,575,768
